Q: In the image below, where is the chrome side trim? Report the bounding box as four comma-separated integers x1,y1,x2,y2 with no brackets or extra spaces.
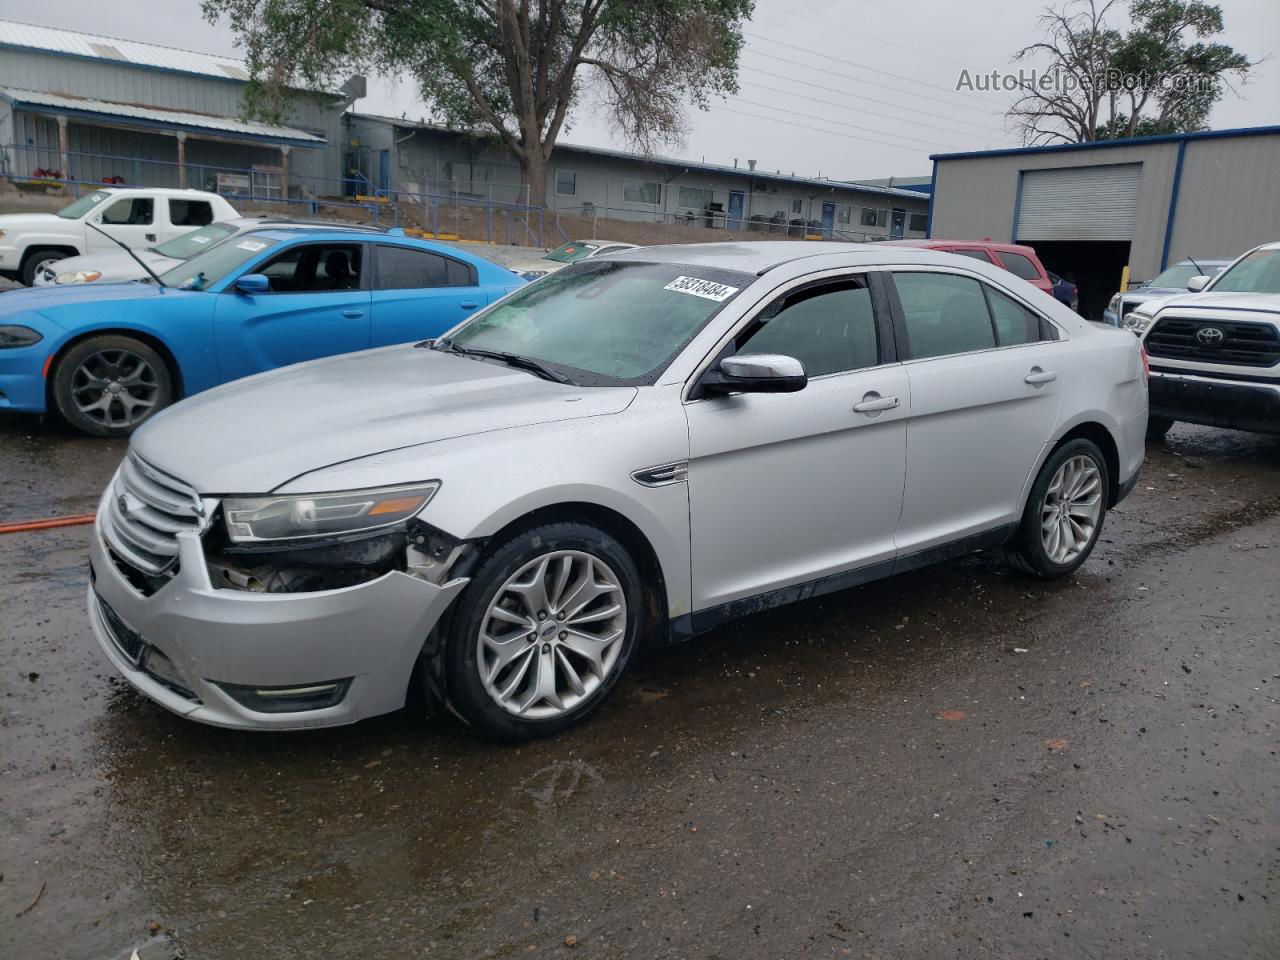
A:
631,460,689,487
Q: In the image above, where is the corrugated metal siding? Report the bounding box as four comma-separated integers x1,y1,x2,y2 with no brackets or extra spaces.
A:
931,141,1180,281
0,18,251,82
1016,164,1143,241
1167,133,1280,264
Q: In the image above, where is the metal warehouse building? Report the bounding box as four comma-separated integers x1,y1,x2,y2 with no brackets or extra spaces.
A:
928,126,1280,318
346,113,931,241
0,19,352,199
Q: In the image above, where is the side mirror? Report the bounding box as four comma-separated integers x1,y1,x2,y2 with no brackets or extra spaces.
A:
1186,275,1211,292
235,273,270,294
701,354,807,396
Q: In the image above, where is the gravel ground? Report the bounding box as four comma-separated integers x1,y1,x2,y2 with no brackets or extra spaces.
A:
0,414,1277,960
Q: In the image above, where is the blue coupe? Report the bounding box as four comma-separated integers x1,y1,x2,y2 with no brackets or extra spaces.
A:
0,227,525,435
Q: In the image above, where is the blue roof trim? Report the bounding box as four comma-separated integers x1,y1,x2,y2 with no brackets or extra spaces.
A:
930,124,1280,162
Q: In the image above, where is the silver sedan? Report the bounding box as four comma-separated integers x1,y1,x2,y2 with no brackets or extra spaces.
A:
88,242,1149,738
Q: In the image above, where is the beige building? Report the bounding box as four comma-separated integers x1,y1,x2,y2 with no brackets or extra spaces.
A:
928,126,1280,318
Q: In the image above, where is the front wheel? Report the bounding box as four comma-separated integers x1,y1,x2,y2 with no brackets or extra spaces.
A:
444,522,645,740
1007,439,1109,579
51,335,174,437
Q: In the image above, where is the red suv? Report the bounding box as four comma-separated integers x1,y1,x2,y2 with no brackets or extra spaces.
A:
881,239,1053,296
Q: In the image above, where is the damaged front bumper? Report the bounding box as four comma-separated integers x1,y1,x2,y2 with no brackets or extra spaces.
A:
88,488,469,731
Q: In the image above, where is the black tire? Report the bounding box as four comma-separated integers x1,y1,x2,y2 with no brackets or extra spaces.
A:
443,521,646,740
1007,438,1109,580
51,335,174,438
1146,415,1174,441
21,249,70,286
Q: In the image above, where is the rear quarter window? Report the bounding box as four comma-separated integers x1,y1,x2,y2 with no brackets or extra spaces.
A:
998,251,1043,282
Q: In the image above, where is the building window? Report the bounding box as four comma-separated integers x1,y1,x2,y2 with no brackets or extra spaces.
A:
791,198,803,214
909,212,928,232
837,204,852,224
556,169,577,196
678,185,714,209
624,179,662,205
860,207,887,228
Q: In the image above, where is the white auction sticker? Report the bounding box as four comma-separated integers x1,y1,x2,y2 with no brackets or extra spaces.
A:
236,239,268,252
190,235,212,244
663,276,739,302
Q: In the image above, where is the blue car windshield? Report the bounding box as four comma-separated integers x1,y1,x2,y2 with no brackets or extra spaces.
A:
158,235,280,290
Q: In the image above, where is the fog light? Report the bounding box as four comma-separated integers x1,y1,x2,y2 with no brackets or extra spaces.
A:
216,678,352,713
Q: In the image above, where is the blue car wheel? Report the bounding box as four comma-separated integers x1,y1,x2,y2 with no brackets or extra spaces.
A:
52,334,174,437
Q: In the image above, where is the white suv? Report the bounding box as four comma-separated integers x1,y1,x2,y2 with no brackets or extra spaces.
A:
0,187,239,285
88,243,1147,738
1129,241,1280,437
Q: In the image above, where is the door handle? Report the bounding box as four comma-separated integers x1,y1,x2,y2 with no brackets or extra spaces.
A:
342,309,365,318
145,233,156,242
852,392,901,414
1024,367,1057,385
459,300,479,309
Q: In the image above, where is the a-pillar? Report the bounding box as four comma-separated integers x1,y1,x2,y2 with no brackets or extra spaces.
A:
175,132,188,188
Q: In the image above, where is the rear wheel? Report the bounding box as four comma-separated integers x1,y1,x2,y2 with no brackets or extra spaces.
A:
1007,439,1108,579
1146,415,1174,441
51,335,174,437
444,522,644,740
21,249,70,286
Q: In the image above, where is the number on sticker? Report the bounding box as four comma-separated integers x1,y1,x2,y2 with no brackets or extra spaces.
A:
663,276,740,302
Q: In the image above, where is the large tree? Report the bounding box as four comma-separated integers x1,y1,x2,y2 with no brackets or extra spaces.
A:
1007,0,1252,145
204,0,753,204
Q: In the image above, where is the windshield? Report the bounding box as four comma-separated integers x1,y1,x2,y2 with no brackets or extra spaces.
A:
153,222,238,260
1146,263,1213,289
1209,249,1280,294
543,241,601,264
158,235,280,290
57,191,112,219
441,260,752,385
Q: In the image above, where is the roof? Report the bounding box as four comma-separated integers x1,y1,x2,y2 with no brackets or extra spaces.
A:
347,112,930,202
607,240,963,274
0,87,325,146
931,124,1280,162
0,18,253,82
881,238,1037,253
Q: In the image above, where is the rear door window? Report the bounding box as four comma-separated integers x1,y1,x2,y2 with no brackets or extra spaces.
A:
998,251,1043,282
374,245,476,289
169,199,214,227
892,272,996,359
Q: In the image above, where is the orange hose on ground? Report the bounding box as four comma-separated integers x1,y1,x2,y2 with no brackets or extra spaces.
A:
0,513,97,534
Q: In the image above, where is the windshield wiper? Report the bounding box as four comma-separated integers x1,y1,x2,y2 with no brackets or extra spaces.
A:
86,222,167,288
433,339,572,384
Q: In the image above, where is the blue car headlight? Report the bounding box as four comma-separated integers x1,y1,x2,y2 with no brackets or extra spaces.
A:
0,325,43,349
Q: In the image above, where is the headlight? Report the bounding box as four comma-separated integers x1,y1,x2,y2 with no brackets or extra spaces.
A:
56,270,102,284
1124,312,1153,335
223,482,440,543
0,325,43,348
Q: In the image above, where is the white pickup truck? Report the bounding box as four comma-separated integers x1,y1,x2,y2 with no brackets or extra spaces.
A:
1130,241,1280,438
0,187,239,286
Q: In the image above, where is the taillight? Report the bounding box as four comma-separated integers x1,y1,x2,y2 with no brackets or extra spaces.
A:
1140,344,1150,380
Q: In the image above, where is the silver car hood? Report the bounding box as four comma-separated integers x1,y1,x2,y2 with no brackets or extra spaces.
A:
132,345,637,493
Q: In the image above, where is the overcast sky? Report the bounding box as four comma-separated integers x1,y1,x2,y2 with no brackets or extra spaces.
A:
1,0,1275,180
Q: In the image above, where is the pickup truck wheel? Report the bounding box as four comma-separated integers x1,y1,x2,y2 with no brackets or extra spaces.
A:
21,249,70,286
444,522,644,740
1007,439,1108,580
1146,416,1174,441
51,335,174,437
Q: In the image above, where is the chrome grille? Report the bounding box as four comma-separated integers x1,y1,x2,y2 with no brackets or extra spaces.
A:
1146,316,1280,367
101,452,206,576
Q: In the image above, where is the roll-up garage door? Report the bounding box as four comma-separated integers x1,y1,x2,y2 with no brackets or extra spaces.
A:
1015,164,1142,241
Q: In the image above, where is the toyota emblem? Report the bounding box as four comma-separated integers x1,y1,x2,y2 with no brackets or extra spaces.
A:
1196,326,1226,345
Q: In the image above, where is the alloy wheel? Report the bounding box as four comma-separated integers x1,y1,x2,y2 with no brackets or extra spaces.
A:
1040,454,1103,564
70,349,160,429
477,550,627,719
